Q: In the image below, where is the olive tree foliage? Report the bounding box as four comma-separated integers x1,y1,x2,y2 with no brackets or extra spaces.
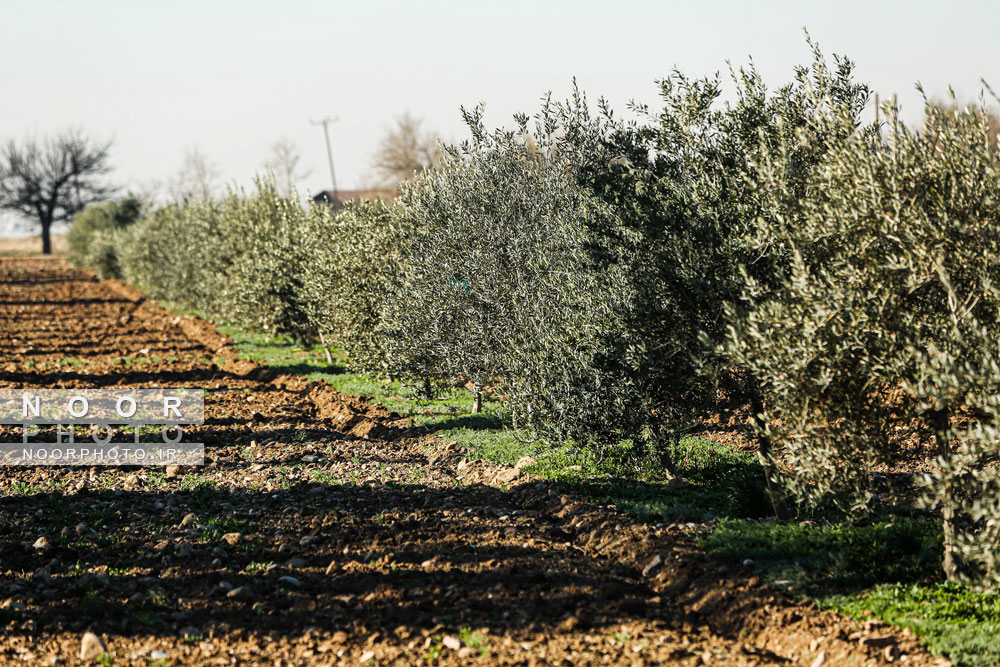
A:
378,41,871,478
299,197,415,373
67,194,144,278
383,115,621,416
119,198,231,313
93,175,408,358
216,180,325,343
115,178,408,357
511,43,870,481
118,180,331,344
720,111,898,518
913,337,1000,590
888,100,1000,589
724,94,1000,586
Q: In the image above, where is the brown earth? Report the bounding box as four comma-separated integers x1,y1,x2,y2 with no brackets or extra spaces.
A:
0,258,947,666
0,235,66,257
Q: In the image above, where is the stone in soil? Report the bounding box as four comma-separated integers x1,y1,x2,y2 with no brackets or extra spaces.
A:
79,632,107,660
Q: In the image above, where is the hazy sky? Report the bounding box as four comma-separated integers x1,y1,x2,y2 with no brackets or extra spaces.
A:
2,0,998,215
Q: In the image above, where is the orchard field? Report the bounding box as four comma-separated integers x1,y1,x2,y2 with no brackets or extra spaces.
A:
0,257,944,665
5,43,1000,667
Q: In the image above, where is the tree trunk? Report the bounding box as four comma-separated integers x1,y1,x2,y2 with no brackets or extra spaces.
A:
472,385,483,414
930,406,959,582
317,331,334,365
41,216,52,255
751,394,793,520
658,439,679,477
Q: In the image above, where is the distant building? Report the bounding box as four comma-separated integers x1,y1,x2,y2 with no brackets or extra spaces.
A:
311,188,397,209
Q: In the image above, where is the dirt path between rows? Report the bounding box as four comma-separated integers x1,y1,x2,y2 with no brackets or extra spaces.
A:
0,258,942,666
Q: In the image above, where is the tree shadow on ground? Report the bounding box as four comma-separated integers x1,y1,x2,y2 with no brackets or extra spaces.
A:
0,483,679,642
262,363,349,376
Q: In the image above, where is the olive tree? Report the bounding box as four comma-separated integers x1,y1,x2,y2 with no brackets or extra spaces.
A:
300,197,414,373
119,198,232,313
516,41,869,492
67,195,144,278
218,179,323,343
383,119,617,415
725,94,1000,585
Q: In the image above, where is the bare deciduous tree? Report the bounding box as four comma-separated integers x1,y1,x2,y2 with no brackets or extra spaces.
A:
372,113,441,186
0,129,115,254
170,147,221,202
262,137,311,197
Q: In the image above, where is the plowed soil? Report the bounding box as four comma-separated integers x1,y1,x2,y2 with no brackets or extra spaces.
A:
0,258,945,666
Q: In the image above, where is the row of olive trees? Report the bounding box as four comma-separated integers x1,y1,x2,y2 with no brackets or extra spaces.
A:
114,180,338,343
69,44,1000,588
69,179,414,370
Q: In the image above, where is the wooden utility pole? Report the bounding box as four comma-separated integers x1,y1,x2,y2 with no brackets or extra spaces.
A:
311,117,339,203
